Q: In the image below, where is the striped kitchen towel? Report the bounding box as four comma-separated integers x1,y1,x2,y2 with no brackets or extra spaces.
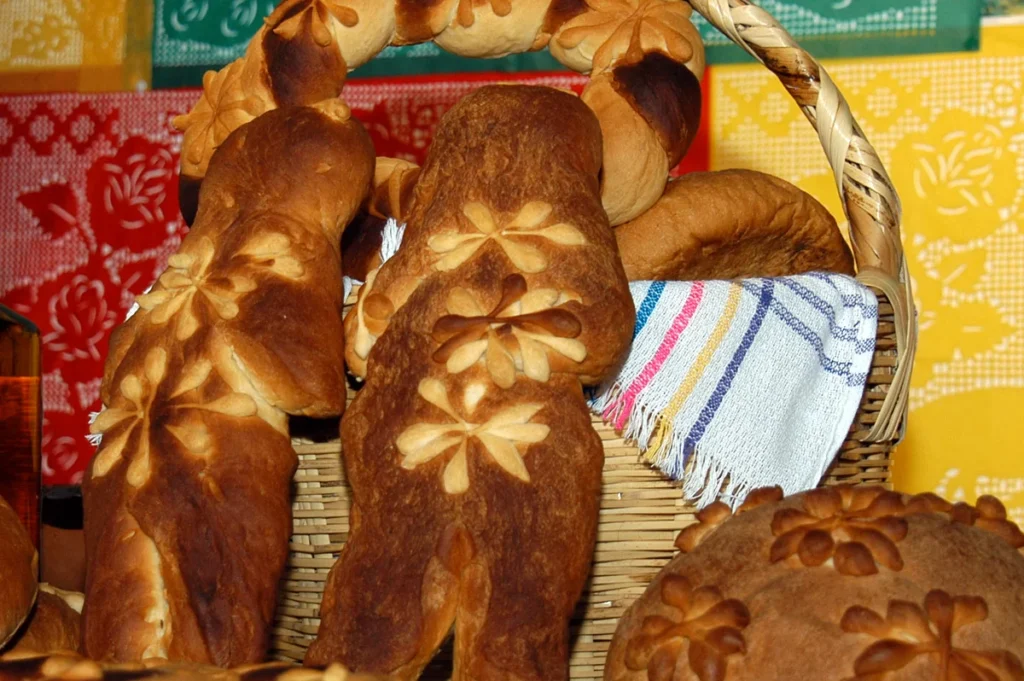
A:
591,275,878,509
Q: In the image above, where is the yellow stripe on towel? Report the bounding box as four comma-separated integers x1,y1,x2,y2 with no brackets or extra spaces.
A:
647,283,743,464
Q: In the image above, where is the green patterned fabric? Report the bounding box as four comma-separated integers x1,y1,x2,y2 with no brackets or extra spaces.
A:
151,0,562,87
699,0,983,63
151,0,982,88
983,0,1024,15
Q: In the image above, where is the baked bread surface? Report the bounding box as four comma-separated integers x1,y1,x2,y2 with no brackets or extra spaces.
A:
615,169,855,281
8,587,82,656
309,84,634,681
0,496,37,649
81,104,375,667
606,486,1024,681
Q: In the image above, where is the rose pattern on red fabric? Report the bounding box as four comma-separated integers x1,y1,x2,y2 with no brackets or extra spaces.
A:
1,74,710,485
87,136,180,251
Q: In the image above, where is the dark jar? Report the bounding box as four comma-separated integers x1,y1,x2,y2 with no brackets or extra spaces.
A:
0,304,42,549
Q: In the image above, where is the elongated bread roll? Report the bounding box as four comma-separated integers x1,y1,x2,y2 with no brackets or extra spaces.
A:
82,103,375,667
309,84,634,681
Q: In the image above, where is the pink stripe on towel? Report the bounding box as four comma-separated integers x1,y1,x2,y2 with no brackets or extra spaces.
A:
606,282,705,429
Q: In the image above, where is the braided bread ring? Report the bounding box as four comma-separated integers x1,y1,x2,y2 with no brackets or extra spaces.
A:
173,0,705,228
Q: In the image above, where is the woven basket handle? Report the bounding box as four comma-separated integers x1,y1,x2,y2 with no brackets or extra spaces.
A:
686,0,917,444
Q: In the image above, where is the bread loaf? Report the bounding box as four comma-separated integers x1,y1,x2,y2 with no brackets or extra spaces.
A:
340,158,421,281
82,102,375,666
605,486,1024,681
0,496,37,649
308,85,634,681
8,586,82,656
615,170,855,281
174,0,705,227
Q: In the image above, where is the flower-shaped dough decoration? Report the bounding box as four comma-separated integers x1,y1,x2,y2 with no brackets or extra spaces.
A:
135,231,309,341
841,590,1024,681
432,274,587,388
904,492,1024,549
395,378,550,495
135,236,254,340
950,497,1024,549
172,60,269,178
89,348,258,487
428,201,586,274
675,486,784,553
553,0,700,73
625,574,750,681
769,486,908,576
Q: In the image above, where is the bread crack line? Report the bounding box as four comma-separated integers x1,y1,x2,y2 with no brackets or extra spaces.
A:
396,378,550,495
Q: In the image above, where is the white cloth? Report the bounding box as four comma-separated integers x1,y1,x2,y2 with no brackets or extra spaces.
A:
591,274,878,508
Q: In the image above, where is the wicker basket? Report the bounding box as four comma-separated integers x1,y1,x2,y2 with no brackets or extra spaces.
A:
270,0,918,677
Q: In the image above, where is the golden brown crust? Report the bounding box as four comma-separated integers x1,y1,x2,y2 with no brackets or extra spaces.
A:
615,169,856,281
581,72,669,228
0,496,37,649
369,158,421,224
610,53,702,169
84,106,375,667
260,1,348,108
606,486,1024,681
8,590,81,656
172,0,355,208
312,85,634,681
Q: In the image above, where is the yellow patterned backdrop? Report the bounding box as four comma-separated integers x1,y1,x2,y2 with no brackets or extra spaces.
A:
710,22,1024,521
0,0,148,92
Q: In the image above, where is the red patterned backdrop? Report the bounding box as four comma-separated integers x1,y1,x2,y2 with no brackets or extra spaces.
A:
0,72,710,485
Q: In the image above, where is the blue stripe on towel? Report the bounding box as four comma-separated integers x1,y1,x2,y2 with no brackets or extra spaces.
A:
676,280,774,469
633,281,666,339
807,272,878,319
765,298,868,387
777,279,875,353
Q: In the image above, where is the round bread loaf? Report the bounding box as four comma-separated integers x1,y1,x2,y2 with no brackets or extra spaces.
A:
614,169,855,281
0,495,38,649
605,486,1024,681
8,585,82,655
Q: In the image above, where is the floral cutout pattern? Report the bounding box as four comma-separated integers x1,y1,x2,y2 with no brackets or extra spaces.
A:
625,574,750,681
431,274,586,388
395,378,550,495
89,348,258,486
708,38,1024,517
769,486,908,576
841,590,1024,681
427,201,586,274
135,236,256,341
